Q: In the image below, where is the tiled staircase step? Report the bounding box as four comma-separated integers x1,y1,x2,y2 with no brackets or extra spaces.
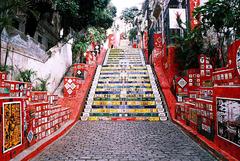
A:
93,98,156,101
100,72,149,75
96,86,153,90
101,66,147,68
81,116,167,121
97,83,151,86
89,105,160,109
92,101,156,106
98,78,151,81
99,75,150,78
84,108,164,113
87,113,165,117
94,91,154,94
97,81,151,83
81,48,168,121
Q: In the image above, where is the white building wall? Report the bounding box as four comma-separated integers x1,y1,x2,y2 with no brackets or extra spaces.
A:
1,29,73,94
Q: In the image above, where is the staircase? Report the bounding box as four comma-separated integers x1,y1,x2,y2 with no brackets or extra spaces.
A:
81,48,168,121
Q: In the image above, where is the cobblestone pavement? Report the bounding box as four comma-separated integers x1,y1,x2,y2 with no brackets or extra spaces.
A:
32,121,216,161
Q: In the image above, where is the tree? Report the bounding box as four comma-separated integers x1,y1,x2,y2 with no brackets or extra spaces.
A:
120,6,139,24
54,0,79,36
194,0,240,66
25,0,53,37
72,33,90,63
88,27,106,44
129,27,138,42
0,0,32,66
55,0,116,36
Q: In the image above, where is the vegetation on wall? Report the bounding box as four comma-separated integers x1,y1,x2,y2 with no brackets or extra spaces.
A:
72,27,107,64
33,76,50,91
88,27,106,44
194,0,240,67
173,22,204,70
173,0,240,71
0,64,13,73
72,33,90,64
16,69,36,83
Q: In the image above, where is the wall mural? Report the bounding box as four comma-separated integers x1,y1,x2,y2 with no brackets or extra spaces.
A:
3,102,22,153
217,98,240,147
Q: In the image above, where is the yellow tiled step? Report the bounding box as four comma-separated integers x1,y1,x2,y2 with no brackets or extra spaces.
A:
87,108,159,113
87,116,162,121
92,101,156,106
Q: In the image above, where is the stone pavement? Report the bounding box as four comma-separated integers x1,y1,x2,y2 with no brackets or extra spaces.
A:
32,121,216,161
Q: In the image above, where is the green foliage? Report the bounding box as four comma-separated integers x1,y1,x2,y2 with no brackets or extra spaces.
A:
55,0,79,17
72,33,90,63
120,7,139,24
0,0,31,30
33,76,50,91
16,69,36,83
108,5,117,18
88,27,106,44
55,0,116,35
0,64,13,73
173,23,204,70
92,7,115,30
194,0,240,66
0,0,33,65
72,26,107,63
129,27,138,42
173,0,240,70
194,0,240,38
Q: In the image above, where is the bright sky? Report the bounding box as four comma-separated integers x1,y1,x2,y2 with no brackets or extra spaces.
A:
111,0,144,16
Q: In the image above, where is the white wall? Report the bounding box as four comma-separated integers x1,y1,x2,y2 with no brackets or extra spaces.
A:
1,29,72,94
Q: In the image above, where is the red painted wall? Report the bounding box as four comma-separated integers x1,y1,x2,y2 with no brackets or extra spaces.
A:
213,86,240,160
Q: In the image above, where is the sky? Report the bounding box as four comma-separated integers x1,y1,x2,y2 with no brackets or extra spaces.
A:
111,0,144,16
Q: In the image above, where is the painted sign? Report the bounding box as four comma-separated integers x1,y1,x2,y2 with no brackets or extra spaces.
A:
189,0,200,28
217,97,240,147
3,102,22,153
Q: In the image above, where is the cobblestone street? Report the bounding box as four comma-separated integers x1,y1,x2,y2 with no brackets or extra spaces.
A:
32,121,216,161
